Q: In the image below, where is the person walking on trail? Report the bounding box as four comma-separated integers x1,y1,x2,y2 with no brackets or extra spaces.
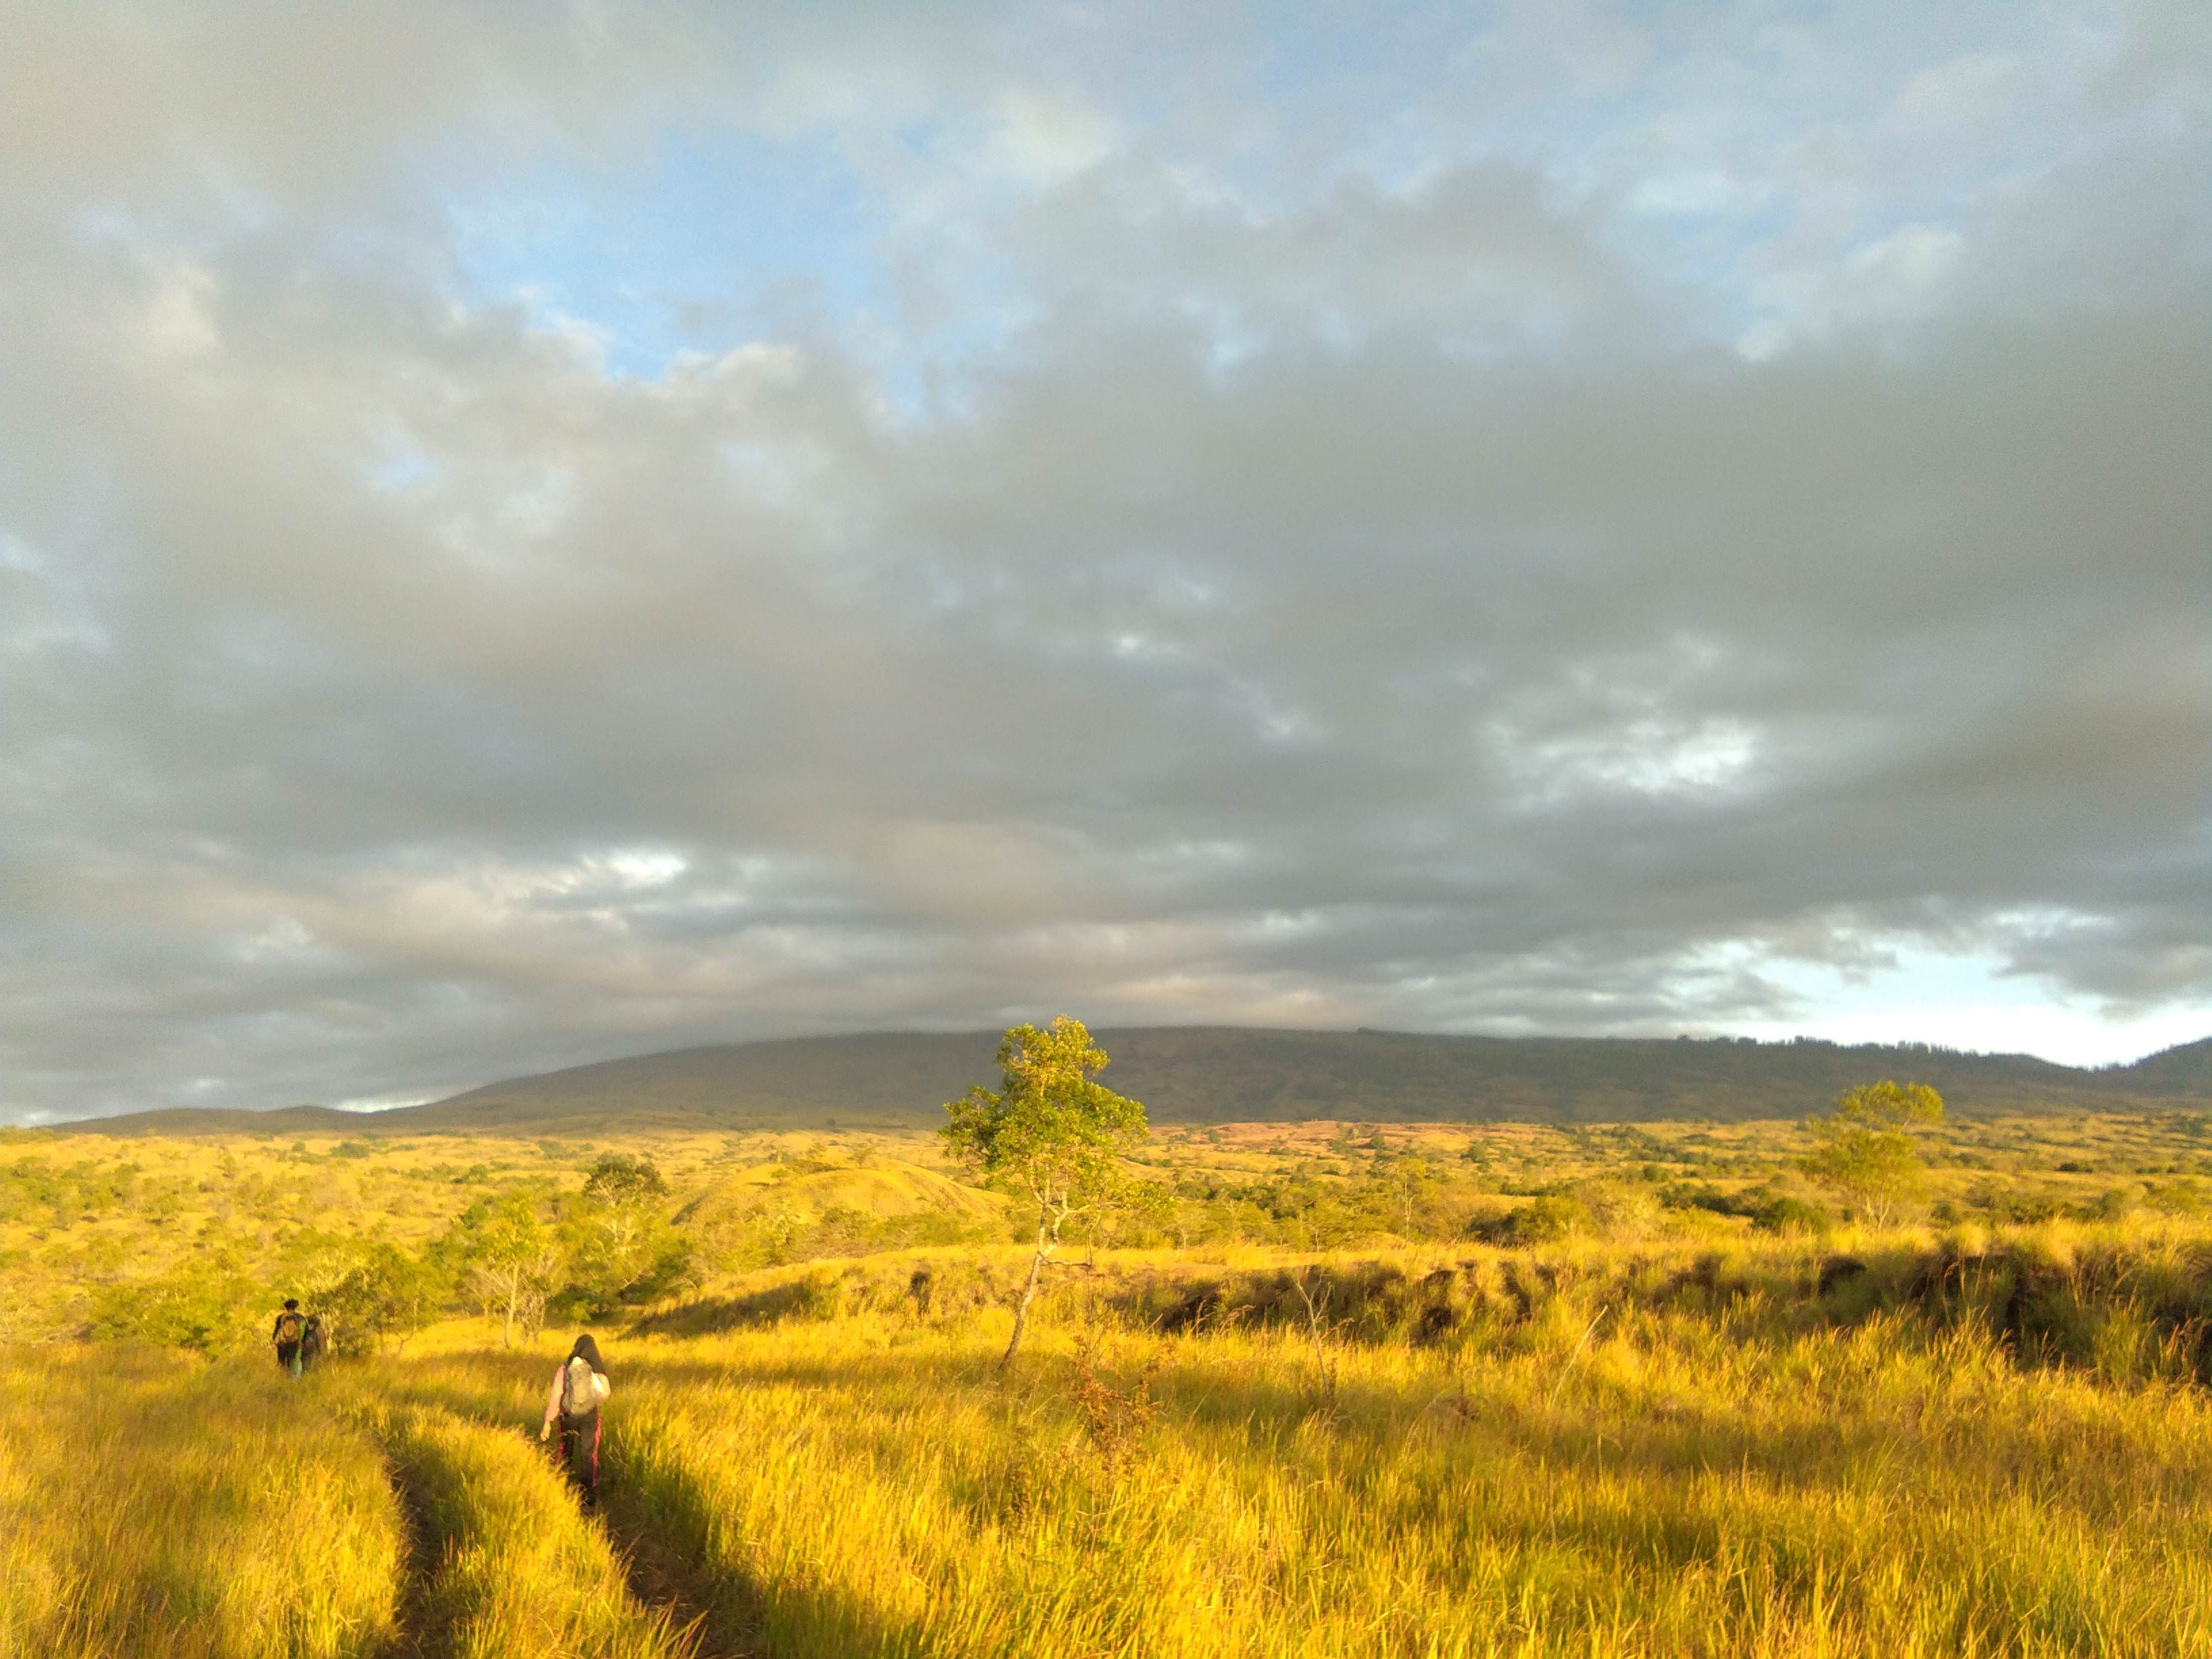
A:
300,1313,328,1372
271,1299,306,1377
539,1334,611,1509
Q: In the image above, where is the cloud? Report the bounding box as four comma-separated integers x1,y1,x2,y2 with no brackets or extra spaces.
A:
0,2,2207,1118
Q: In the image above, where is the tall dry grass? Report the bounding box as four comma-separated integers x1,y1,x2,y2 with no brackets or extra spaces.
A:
13,1226,2212,1658
0,1347,402,1659
355,1397,694,1659
579,1277,2212,1658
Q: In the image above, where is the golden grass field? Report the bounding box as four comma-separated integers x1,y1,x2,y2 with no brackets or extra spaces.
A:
6,1109,2212,1656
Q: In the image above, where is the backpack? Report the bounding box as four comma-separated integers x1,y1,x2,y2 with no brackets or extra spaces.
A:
275,1311,303,1344
560,1355,598,1416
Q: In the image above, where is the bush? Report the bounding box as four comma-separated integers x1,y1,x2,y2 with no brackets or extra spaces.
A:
1573,1179,1661,1240
2142,1179,2209,1216
323,1243,450,1351
1476,1195,1589,1246
1752,1197,1834,1236
1660,1181,1744,1216
87,1268,258,1351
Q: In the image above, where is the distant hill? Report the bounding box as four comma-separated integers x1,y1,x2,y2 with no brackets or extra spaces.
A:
67,1103,365,1135
64,1026,2212,1136
2110,1036,2212,1092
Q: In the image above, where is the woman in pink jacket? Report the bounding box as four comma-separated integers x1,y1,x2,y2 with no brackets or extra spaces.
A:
539,1333,611,1508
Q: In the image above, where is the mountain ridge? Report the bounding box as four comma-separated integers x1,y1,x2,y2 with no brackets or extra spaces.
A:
54,1025,2212,1135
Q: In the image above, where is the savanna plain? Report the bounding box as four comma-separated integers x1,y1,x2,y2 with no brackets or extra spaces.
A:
9,1089,2212,1657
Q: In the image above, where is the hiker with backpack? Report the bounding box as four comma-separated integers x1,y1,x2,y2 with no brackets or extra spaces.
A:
539,1333,611,1508
271,1299,306,1377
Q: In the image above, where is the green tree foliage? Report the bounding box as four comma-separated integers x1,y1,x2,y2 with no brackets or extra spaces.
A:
455,1191,563,1346
323,1243,447,1352
581,1152,669,1205
1374,1149,1443,1235
568,1153,687,1314
87,1266,258,1351
1802,1080,1944,1225
942,1015,1149,1367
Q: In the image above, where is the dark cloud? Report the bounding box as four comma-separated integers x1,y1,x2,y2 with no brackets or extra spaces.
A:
1,3,2206,1118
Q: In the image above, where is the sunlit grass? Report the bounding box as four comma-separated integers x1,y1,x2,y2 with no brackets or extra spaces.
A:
350,1396,694,1659
0,1347,401,1659
346,1241,2212,1659
554,1301,2212,1658
12,1164,2212,1656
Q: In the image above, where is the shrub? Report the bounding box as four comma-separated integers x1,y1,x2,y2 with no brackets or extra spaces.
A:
323,1244,449,1351
1661,1181,1743,1216
1753,1196,1834,1236
1574,1179,1661,1240
86,1269,257,1351
1477,1194,1589,1246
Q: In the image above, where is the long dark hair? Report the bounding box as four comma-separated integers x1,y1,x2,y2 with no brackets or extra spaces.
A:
567,1333,606,1376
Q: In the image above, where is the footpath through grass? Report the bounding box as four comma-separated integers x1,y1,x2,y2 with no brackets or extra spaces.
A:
13,1230,2212,1658
356,1399,695,1659
363,1250,2212,1659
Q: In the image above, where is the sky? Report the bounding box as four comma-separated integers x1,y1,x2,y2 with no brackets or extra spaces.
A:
1,2,2207,1122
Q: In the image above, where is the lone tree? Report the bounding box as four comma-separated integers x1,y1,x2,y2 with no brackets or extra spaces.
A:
582,1151,668,1206
1802,1079,1944,1227
464,1191,563,1346
325,1243,447,1353
575,1152,677,1311
943,1015,1148,1369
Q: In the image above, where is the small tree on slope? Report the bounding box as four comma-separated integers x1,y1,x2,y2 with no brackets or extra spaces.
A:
575,1152,675,1309
465,1191,563,1347
1802,1079,1944,1227
943,1016,1149,1370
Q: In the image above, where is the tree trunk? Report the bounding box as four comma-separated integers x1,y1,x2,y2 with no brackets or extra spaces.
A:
1000,1206,1058,1370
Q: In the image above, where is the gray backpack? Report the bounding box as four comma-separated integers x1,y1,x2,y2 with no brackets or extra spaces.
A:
560,1355,597,1416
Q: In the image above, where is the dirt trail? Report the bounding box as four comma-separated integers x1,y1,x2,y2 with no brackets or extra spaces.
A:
418,1403,735,1657
596,1515,737,1659
357,1399,699,1659
377,1445,449,1659
591,1414,766,1659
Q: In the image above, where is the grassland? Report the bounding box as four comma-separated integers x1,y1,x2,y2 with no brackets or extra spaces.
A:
7,1105,2212,1655
0,1347,404,1658
363,1399,689,1658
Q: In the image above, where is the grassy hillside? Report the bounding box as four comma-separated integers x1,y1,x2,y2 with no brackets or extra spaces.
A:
22,1222,2212,1656
71,1026,2211,1136
15,1101,2212,1654
11,1105,2212,1350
